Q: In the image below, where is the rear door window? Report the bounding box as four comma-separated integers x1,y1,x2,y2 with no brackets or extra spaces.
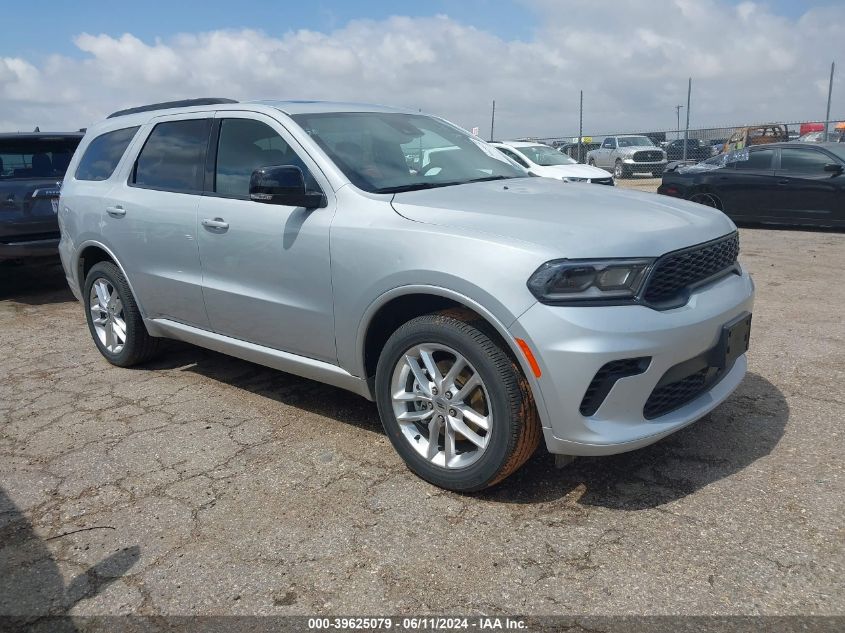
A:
132,119,211,193
75,127,139,181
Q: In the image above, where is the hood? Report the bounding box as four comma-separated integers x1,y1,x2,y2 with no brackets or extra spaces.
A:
391,177,736,259
531,164,612,179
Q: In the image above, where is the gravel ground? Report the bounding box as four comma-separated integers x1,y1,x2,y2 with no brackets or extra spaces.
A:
0,225,843,622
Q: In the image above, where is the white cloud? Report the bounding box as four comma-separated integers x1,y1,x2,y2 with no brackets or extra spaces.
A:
0,1,843,137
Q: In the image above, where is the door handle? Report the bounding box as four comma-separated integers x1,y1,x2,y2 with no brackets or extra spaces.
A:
106,205,126,217
201,217,229,230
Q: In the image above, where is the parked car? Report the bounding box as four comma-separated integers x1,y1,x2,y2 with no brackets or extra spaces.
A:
490,141,613,184
59,98,754,491
586,135,667,179
558,141,601,164
723,124,788,153
658,142,845,228
664,138,712,162
709,138,728,155
1,132,83,260
797,130,843,143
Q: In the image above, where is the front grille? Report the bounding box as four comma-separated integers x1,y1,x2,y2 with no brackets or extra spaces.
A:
580,357,650,416
591,177,614,186
642,232,740,308
633,150,663,162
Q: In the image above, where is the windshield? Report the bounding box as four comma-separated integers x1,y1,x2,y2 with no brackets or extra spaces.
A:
290,112,526,193
617,136,654,148
0,136,80,180
515,145,576,166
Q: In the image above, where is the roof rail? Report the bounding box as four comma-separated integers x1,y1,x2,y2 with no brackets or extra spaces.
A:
107,98,238,119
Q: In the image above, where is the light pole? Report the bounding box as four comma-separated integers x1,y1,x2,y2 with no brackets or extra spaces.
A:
675,104,684,141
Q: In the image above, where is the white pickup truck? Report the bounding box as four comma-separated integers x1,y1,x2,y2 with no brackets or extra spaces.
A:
587,135,667,179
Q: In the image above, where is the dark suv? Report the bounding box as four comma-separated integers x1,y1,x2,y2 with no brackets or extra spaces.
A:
1,132,83,259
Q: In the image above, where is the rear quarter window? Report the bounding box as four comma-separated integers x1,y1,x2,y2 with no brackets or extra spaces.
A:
75,127,140,181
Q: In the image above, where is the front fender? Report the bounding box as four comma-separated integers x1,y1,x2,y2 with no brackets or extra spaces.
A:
351,284,552,430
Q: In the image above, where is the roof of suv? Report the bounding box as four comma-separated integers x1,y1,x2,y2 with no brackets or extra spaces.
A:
104,98,413,121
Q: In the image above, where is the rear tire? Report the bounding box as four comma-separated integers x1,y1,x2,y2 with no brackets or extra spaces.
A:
375,312,540,492
83,261,160,367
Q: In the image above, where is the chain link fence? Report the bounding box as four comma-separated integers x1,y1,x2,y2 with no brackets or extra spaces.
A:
527,118,845,163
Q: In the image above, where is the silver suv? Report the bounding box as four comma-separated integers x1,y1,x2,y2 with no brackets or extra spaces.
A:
587,135,667,179
59,99,754,492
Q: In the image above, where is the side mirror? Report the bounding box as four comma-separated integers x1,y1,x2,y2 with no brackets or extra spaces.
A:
249,165,326,208
823,163,843,174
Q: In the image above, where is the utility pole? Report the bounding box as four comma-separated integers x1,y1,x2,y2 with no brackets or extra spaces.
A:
674,104,684,141
683,78,691,161
490,100,496,142
824,61,835,142
578,90,583,163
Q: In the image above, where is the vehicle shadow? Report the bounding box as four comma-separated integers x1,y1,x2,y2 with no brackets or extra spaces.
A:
0,487,140,630
144,347,785,509
0,258,74,305
481,372,788,508
144,345,385,437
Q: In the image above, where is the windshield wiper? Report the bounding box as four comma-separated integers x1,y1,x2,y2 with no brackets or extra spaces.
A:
374,175,517,194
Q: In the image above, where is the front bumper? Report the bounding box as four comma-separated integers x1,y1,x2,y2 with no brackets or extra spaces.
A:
511,268,755,455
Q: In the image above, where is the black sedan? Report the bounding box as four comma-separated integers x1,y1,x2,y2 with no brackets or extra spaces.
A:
658,142,845,228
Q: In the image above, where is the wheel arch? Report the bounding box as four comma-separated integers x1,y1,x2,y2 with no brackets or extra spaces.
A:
75,241,146,317
356,285,549,425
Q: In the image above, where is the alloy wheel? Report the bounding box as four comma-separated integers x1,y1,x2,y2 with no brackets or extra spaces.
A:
390,343,491,469
89,278,127,354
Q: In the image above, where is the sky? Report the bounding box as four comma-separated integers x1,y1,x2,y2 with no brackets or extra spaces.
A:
1,0,843,138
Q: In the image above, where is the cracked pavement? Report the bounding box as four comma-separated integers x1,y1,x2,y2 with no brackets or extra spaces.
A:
0,227,843,620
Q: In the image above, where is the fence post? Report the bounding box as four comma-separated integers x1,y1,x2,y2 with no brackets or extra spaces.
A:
578,90,583,163
683,78,691,161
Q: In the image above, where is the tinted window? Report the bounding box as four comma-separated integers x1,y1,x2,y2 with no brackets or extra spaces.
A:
734,149,774,170
75,127,139,181
0,136,81,180
602,138,615,148
133,119,211,192
215,119,318,196
780,148,834,173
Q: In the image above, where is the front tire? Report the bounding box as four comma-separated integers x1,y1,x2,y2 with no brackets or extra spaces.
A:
614,160,628,179
375,313,540,492
83,261,160,367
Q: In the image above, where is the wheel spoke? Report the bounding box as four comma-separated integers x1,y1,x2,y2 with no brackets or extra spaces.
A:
397,409,434,423
450,417,486,449
405,355,431,395
94,281,110,310
442,355,467,391
457,406,490,431
418,347,442,384
443,421,456,467
393,390,429,403
104,321,116,350
453,373,481,402
112,317,127,343
426,417,443,460
112,297,123,315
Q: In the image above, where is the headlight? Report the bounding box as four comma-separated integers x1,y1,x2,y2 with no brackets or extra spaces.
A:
562,177,588,183
527,259,654,304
